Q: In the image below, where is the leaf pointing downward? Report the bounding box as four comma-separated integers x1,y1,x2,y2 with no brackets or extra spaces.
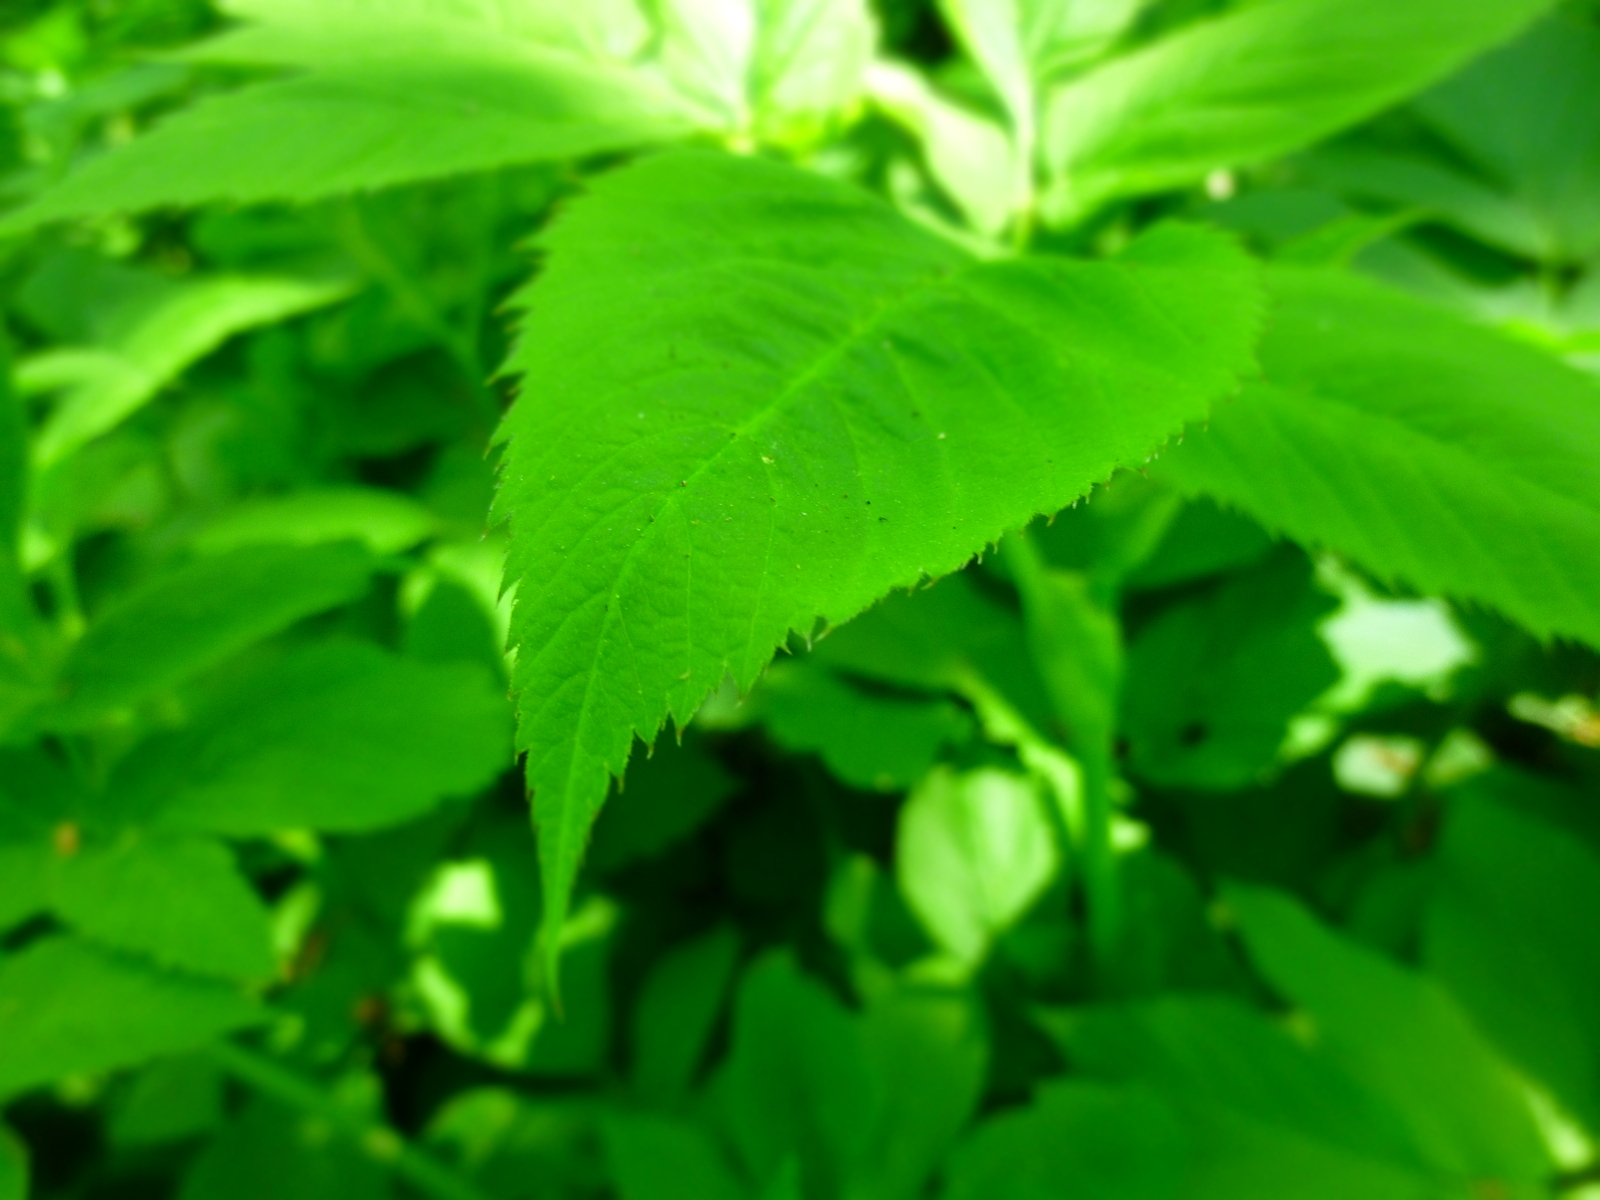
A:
496,150,1263,979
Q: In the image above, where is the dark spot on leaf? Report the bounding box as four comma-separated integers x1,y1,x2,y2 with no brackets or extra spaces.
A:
1179,722,1209,747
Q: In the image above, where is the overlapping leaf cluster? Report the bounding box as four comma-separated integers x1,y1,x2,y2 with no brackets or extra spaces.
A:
1,1,1599,1198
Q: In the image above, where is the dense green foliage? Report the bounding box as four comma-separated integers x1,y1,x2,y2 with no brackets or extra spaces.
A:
1,1,1599,1198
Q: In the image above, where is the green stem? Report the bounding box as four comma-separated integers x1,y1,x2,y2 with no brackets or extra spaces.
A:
999,531,1123,967
207,1041,492,1200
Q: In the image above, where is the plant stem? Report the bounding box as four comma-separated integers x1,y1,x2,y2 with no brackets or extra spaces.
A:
207,1041,492,1200
1000,531,1124,968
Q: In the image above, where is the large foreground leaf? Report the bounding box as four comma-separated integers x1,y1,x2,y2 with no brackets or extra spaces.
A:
497,149,1262,972
1039,0,1556,222
1157,268,1600,650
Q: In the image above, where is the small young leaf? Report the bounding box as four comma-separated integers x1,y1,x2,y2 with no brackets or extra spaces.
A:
108,641,510,834
0,937,263,1101
1156,268,1600,650
497,148,1262,976
1040,0,1557,222
896,766,1060,967
54,542,375,725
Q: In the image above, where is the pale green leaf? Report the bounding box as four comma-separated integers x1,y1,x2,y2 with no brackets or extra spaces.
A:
0,6,693,229
1156,268,1600,650
0,936,263,1101
22,272,354,467
1227,884,1551,1184
748,0,876,142
496,149,1262,974
108,641,511,835
896,766,1060,966
54,542,375,725
192,486,441,556
52,832,276,982
1020,0,1145,79
1425,795,1600,1132
864,61,1018,237
939,0,1034,133
1040,0,1557,222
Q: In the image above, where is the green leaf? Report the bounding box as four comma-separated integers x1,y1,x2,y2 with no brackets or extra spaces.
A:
1058,995,1452,1193
630,926,742,1103
895,766,1061,967
652,0,875,141
754,660,973,791
1309,17,1600,265
19,270,354,467
0,1123,24,1200
1121,548,1338,789
178,1097,393,1200
1425,795,1600,1132
0,5,693,228
852,987,987,1200
497,148,1262,976
109,641,510,835
864,61,1017,237
1227,884,1551,1184
1039,0,1557,222
52,832,276,982
1415,16,1600,263
944,1081,1188,1200
54,543,375,725
192,486,441,556
0,330,43,737
0,936,263,1101
0,748,83,932
604,1116,747,1200
1156,268,1600,650
108,1055,226,1148
715,952,877,1195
